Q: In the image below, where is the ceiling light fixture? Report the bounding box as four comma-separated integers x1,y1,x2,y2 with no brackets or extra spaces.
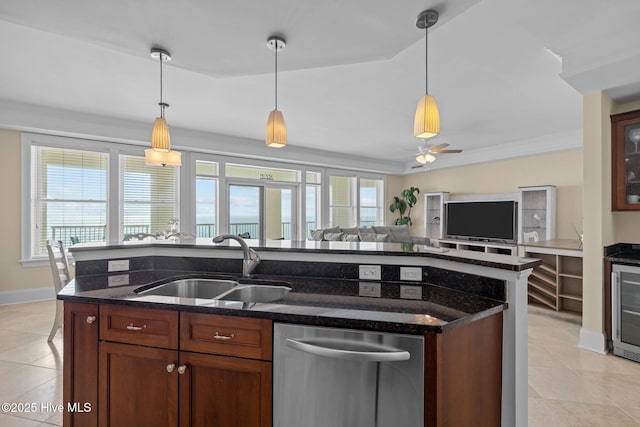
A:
416,152,436,164
266,36,287,148
145,47,181,167
414,9,440,139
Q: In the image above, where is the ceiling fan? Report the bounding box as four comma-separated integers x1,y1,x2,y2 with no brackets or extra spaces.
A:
415,142,462,164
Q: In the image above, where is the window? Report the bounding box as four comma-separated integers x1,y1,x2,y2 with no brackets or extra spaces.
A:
359,178,384,227
31,146,108,256
195,160,219,237
305,172,321,238
329,175,356,227
120,155,178,238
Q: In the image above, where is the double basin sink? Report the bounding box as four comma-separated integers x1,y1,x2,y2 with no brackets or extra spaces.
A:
136,277,291,304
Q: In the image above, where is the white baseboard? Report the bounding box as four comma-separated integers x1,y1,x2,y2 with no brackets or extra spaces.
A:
578,328,608,354
0,286,55,306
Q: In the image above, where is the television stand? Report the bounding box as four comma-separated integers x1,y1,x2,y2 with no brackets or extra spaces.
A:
436,238,517,256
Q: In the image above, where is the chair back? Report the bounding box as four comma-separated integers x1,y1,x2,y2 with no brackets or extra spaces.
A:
123,232,156,241
46,240,72,293
522,231,539,243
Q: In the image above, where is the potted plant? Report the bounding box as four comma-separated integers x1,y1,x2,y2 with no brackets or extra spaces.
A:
389,187,420,226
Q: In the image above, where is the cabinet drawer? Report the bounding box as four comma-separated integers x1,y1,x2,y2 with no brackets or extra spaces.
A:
100,305,179,349
180,313,272,360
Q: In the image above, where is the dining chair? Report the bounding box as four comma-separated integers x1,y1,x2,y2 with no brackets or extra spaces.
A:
123,232,156,241
46,240,72,341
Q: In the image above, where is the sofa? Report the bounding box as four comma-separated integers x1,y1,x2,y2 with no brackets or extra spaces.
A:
309,224,431,245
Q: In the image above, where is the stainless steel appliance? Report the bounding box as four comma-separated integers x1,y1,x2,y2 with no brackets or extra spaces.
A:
273,323,424,427
612,264,640,362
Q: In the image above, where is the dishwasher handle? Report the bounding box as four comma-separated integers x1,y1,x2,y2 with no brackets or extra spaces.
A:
285,337,410,362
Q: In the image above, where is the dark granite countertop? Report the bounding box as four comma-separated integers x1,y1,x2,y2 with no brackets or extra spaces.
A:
604,243,640,265
58,270,506,335
69,238,541,272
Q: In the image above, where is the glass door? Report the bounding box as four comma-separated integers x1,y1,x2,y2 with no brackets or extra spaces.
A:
228,183,297,240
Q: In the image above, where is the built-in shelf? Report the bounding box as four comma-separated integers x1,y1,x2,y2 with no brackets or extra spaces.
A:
519,239,583,314
437,239,517,255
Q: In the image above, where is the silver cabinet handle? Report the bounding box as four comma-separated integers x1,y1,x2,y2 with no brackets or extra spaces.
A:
623,309,640,317
127,323,147,331
286,338,410,362
213,332,235,340
177,365,187,375
166,363,175,373
86,316,96,324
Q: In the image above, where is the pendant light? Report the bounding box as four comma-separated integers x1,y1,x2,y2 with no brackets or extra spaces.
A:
145,47,181,166
266,36,287,148
413,9,440,139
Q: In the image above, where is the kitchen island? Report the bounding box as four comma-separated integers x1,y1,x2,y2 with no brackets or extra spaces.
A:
62,239,539,426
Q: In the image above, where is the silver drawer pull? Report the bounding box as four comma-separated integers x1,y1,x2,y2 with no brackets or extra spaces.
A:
178,365,187,375
86,316,96,324
213,332,235,340
127,323,147,331
166,363,175,373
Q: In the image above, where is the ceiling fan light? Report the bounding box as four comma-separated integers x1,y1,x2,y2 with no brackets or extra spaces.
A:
150,116,171,151
414,94,440,139
416,152,436,164
266,109,287,148
144,148,182,167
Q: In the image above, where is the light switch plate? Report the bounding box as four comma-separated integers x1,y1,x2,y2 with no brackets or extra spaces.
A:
400,266,422,281
108,259,129,272
359,282,381,298
108,274,130,287
359,265,381,280
400,285,422,300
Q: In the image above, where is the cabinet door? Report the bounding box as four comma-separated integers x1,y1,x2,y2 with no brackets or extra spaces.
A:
611,110,640,210
99,342,178,427
63,302,99,427
179,351,272,427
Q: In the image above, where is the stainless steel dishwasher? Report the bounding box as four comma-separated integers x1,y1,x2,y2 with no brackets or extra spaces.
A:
273,323,424,427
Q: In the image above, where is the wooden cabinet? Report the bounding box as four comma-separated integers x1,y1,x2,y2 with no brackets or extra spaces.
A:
63,302,99,427
611,109,640,210
99,342,178,426
437,238,517,255
66,303,272,427
521,240,583,313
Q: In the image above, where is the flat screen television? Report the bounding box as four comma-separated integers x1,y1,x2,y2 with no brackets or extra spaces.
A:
445,200,518,243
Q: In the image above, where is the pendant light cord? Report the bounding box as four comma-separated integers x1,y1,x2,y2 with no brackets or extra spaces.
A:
274,44,278,110
159,53,164,118
425,22,429,96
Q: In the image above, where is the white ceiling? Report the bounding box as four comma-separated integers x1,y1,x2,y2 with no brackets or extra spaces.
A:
1,0,639,173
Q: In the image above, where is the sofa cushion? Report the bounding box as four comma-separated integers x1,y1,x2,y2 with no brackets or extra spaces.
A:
340,227,360,236
310,226,339,241
359,232,389,242
342,234,360,242
324,232,344,241
372,225,413,243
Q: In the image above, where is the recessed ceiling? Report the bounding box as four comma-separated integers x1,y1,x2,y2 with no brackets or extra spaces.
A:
0,0,638,173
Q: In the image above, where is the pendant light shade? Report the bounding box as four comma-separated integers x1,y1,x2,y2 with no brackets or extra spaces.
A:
145,47,181,166
413,9,440,139
414,94,440,139
266,109,287,148
266,36,287,148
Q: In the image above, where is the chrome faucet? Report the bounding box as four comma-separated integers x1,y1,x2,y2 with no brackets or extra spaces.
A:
212,234,260,277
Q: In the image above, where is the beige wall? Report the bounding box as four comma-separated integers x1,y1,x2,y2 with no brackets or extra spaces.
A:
0,130,51,294
389,150,583,238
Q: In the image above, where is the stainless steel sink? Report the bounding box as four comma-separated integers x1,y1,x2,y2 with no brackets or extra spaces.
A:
216,285,291,303
136,278,239,299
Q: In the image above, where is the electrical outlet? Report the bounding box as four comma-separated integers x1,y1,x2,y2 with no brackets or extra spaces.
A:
359,282,381,298
359,265,381,280
400,266,422,281
108,259,129,272
400,285,422,300
108,274,130,287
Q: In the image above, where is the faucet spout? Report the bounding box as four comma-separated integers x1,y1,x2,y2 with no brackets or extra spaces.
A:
212,234,260,277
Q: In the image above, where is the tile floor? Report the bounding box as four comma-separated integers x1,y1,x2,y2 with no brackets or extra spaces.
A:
0,300,638,426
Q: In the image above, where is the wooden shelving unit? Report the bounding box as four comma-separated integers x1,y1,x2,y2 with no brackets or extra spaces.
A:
520,239,583,313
